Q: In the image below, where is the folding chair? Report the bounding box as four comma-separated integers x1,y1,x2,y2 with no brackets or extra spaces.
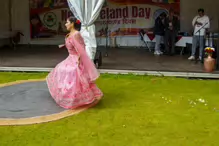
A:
94,49,102,69
139,29,152,52
95,38,103,69
10,31,24,50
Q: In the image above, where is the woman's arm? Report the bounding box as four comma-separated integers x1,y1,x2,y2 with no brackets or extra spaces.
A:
70,32,86,64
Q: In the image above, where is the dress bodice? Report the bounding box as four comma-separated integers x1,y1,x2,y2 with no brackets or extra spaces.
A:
65,36,78,55
65,32,86,56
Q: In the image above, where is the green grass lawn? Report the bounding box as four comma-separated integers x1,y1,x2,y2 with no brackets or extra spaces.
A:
0,72,219,146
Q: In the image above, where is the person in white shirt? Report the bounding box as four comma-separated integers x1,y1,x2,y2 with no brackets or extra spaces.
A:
188,8,210,61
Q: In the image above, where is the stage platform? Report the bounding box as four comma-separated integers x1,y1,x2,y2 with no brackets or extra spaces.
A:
0,45,218,78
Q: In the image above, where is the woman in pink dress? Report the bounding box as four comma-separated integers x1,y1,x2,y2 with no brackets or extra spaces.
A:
46,16,103,109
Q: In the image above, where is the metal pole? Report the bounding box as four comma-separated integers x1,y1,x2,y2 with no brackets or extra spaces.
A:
8,0,12,31
216,17,219,70
105,1,109,57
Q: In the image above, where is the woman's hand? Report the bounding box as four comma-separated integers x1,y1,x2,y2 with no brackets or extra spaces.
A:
58,44,65,48
77,56,80,65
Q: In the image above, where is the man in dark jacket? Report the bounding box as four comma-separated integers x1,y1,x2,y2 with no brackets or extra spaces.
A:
154,12,166,55
164,9,179,55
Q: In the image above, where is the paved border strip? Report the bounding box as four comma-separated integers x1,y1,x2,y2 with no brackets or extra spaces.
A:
0,67,218,79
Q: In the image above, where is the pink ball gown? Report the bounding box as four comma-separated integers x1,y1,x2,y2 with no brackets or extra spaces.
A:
46,31,103,109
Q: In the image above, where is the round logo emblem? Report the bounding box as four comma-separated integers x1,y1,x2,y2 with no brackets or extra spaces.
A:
43,12,57,27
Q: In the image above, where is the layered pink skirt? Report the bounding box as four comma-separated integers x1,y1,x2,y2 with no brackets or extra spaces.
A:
46,54,103,109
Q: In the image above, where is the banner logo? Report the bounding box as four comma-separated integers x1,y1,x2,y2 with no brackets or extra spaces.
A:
43,12,57,27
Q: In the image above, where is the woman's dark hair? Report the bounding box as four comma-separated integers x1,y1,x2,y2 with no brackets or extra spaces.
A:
68,16,81,31
198,8,204,13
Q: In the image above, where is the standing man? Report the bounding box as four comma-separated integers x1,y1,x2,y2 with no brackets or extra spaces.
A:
188,8,210,61
164,9,179,56
154,12,166,55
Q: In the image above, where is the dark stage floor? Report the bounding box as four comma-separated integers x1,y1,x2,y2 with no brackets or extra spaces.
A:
0,45,218,73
